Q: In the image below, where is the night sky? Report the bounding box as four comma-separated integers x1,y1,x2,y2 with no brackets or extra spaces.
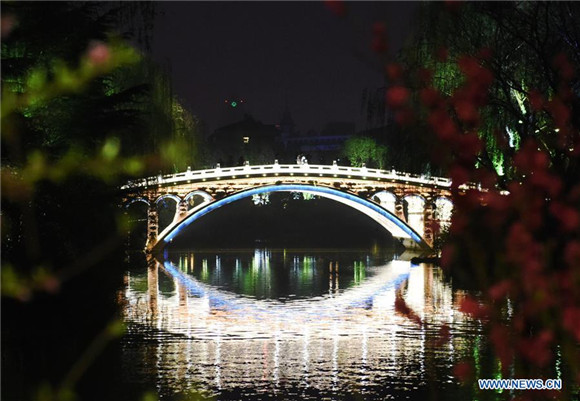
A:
151,2,417,135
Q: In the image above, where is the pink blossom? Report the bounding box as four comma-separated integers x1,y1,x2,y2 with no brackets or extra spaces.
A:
453,361,473,383
395,294,423,326
385,63,403,81
440,244,455,269
488,280,511,301
553,52,576,81
385,86,410,108
459,295,489,319
449,165,470,189
517,330,553,367
564,241,580,268
371,36,387,54
454,99,479,125
527,89,544,111
549,202,580,232
428,111,459,141
563,307,580,341
420,87,443,108
87,41,111,65
435,324,451,347
1,14,16,38
546,97,571,128
324,0,346,17
371,22,386,35
490,324,513,372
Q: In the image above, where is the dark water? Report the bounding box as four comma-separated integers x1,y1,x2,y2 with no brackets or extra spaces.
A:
119,248,484,400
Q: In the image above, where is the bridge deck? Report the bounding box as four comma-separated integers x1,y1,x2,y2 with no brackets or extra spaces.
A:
121,163,454,191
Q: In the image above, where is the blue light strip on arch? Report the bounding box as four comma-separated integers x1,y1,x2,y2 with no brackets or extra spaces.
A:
159,184,424,248
155,194,182,205
124,197,150,208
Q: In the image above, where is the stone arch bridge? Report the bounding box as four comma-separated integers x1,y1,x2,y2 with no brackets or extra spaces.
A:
121,163,457,253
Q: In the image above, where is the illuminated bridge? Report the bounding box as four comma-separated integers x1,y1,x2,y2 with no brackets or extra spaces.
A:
121,163,457,252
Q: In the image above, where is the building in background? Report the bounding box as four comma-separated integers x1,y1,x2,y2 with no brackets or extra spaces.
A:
207,100,356,167
208,114,281,166
283,121,355,165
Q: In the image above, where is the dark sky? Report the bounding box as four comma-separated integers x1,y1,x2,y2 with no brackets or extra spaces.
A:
151,2,417,135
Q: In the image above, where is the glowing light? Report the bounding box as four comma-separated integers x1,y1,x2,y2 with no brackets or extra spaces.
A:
505,126,518,148
404,195,425,236
158,184,427,249
371,191,396,213
231,101,238,107
512,89,527,115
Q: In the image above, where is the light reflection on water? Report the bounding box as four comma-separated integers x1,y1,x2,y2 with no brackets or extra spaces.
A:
120,249,481,400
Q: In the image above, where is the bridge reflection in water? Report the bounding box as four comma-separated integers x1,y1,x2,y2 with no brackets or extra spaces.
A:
120,250,481,399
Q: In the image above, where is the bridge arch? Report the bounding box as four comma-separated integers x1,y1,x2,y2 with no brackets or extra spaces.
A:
370,191,396,213
434,196,453,230
184,190,214,208
403,194,426,234
153,184,431,252
124,197,150,208
155,194,182,205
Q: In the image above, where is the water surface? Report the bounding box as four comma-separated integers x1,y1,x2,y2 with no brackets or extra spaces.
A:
120,248,482,400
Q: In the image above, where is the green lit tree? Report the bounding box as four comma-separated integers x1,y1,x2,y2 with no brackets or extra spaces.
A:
378,1,580,395
398,2,580,181
343,136,388,169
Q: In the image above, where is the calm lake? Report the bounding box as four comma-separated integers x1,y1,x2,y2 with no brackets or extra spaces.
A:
119,247,484,400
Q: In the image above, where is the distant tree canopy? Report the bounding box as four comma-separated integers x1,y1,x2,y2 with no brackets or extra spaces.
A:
1,1,202,173
398,1,580,181
0,1,203,273
343,136,387,169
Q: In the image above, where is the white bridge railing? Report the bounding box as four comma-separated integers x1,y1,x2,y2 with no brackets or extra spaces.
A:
121,163,453,190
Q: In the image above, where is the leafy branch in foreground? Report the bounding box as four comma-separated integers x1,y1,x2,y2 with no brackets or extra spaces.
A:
343,1,580,398
1,4,200,400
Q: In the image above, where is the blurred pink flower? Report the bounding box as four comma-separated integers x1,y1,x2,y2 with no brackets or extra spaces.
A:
385,86,410,108
453,361,473,383
1,14,16,38
324,0,346,17
87,41,111,65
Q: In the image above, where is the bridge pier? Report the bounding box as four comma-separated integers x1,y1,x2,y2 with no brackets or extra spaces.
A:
423,198,434,248
174,198,188,224
146,203,159,250
394,195,406,223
